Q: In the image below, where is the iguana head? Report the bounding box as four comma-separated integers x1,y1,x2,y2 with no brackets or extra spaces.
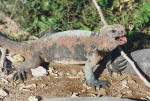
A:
98,24,127,51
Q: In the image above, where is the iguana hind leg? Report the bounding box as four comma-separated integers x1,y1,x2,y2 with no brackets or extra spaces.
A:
13,51,43,81
84,48,110,90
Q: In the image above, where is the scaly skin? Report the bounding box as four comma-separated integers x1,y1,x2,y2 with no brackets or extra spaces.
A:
0,24,127,89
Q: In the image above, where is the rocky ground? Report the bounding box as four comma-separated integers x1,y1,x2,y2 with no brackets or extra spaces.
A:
0,63,150,101
0,13,150,101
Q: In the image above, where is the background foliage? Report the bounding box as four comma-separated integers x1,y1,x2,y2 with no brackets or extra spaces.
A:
0,0,150,49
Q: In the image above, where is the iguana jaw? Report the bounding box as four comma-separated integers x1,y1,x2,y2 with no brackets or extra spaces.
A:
115,35,127,44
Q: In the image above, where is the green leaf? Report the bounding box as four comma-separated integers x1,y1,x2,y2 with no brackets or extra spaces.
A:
141,2,150,12
37,21,48,32
40,15,47,22
143,15,149,23
93,23,102,32
32,17,38,27
98,0,108,6
41,0,50,11
79,23,90,31
112,0,118,8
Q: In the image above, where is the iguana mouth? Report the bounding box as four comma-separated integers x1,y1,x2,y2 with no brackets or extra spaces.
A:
115,36,127,44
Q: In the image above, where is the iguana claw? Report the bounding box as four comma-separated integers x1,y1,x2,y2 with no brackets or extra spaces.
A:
106,55,127,76
87,80,110,90
13,67,30,82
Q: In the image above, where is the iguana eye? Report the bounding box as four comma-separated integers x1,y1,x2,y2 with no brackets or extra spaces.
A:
112,30,116,33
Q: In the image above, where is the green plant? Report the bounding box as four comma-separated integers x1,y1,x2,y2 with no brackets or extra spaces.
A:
0,0,150,47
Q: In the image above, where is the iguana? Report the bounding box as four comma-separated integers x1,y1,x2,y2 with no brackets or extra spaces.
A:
0,24,127,89
106,48,150,78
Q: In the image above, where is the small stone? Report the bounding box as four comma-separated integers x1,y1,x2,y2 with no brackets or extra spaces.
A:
71,92,79,98
58,71,65,77
121,80,129,88
19,84,37,91
48,67,54,73
71,69,78,76
0,88,8,97
66,73,70,76
6,54,25,62
28,36,39,40
127,90,132,95
77,71,84,76
41,84,47,88
128,80,138,88
28,96,38,101
31,66,48,77
146,96,150,100
0,78,9,84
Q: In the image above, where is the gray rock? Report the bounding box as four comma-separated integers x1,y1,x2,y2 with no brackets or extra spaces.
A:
44,97,139,101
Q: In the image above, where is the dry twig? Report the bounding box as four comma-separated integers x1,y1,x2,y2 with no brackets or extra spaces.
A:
0,47,7,72
118,47,150,88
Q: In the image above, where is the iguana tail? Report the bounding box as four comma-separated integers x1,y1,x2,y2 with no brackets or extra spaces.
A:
0,32,32,57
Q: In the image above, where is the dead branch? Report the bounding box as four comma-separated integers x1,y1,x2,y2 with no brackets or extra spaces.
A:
92,0,108,26
118,47,150,88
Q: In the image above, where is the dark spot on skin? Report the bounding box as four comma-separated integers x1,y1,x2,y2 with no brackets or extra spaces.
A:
76,38,80,42
40,43,73,62
40,43,57,62
57,45,72,58
73,44,87,61
90,32,97,36
121,30,123,33
112,30,116,33
88,44,97,56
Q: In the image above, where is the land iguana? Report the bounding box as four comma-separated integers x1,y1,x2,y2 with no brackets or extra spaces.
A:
106,48,150,78
0,24,127,89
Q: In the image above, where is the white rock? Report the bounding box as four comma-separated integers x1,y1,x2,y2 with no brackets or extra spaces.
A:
19,84,36,91
6,54,25,62
28,96,38,101
0,89,8,97
0,78,9,84
31,66,48,77
121,80,129,88
71,92,79,98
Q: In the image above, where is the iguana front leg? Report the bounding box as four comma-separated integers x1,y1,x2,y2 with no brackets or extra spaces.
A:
84,48,110,90
106,54,127,76
13,52,43,81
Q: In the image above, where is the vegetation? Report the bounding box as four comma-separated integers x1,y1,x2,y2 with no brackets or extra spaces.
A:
0,0,150,48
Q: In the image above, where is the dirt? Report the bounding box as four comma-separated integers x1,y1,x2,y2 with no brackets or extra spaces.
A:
0,13,150,101
1,64,150,101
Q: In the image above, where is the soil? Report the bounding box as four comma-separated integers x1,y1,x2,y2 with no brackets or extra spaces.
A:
1,64,150,101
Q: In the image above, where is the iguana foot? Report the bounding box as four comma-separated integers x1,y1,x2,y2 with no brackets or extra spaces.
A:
87,80,110,90
13,67,30,82
106,55,127,76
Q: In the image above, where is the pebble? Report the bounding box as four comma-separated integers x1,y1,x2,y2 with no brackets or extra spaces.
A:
121,80,129,88
28,96,38,101
0,88,8,97
31,66,48,77
19,84,37,91
71,92,79,97
6,54,25,62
